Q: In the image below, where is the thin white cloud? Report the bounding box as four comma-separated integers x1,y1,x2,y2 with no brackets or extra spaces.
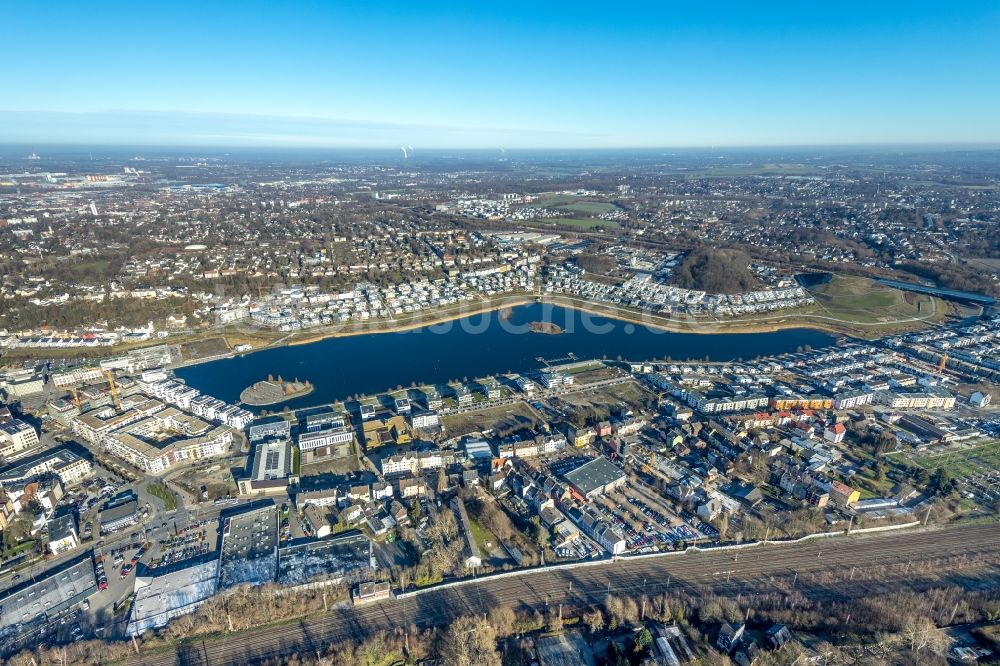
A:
0,109,604,148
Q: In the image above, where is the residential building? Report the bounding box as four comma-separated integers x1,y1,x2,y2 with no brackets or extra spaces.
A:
0,447,92,488
47,513,79,555
298,425,353,462
0,419,40,457
829,480,860,507
824,423,847,444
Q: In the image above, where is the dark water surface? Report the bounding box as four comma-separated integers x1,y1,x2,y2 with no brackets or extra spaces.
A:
176,304,836,411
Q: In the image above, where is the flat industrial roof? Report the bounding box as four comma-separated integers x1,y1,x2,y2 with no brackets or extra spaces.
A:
100,499,138,525
563,457,626,496
277,532,372,585
127,560,219,636
219,504,278,589
250,440,291,482
0,554,96,632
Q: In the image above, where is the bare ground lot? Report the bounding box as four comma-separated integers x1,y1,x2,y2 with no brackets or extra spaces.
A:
300,450,364,477
170,462,240,501
556,381,655,414
567,365,624,385
442,401,541,438
179,337,231,362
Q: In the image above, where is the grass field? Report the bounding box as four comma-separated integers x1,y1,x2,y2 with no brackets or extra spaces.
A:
467,514,495,552
907,440,1000,480
547,217,620,230
557,202,618,215
568,365,623,384
147,482,178,511
804,274,941,325
69,259,112,278
179,336,231,361
528,194,619,216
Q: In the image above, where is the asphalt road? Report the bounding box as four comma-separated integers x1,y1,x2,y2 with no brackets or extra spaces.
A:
125,521,1000,666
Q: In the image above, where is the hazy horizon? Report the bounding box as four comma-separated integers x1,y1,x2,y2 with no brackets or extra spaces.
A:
3,140,1000,155
6,2,1000,148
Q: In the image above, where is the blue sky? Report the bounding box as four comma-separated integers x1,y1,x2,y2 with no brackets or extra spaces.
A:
4,1,999,148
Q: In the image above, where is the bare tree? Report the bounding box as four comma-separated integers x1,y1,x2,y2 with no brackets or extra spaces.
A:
438,615,502,666
898,616,949,656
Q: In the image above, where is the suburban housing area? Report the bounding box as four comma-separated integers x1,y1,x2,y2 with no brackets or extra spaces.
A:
1,149,999,665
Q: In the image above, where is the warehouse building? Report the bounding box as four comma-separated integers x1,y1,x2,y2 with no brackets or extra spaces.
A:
563,457,627,500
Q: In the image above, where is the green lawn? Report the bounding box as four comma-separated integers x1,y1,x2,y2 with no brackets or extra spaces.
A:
526,194,619,215
906,440,1000,479
467,515,495,552
555,201,617,215
69,259,112,278
546,218,620,231
805,274,940,324
1,539,37,561
531,194,579,208
147,483,178,511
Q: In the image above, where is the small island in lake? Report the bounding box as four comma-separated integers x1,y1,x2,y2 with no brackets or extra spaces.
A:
240,375,313,406
529,321,563,335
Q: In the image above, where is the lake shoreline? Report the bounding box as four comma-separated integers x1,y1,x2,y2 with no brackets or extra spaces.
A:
170,293,860,372
175,302,838,409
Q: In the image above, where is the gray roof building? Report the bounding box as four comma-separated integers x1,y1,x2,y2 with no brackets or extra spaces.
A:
563,457,627,498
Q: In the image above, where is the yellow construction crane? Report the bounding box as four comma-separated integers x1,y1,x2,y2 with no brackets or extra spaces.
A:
104,369,121,411
68,386,81,408
938,353,948,372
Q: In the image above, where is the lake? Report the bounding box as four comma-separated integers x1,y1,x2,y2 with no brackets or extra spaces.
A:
175,304,836,411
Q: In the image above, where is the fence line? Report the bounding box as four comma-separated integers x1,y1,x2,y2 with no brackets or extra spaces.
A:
395,520,921,600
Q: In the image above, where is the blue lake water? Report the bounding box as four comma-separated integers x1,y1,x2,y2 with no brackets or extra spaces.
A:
175,304,836,411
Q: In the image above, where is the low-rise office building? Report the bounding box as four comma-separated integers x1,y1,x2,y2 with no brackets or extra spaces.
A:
47,513,79,555
99,499,140,534
298,425,353,462
237,440,298,497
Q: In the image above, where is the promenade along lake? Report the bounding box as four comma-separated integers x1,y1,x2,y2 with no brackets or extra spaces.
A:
175,304,836,411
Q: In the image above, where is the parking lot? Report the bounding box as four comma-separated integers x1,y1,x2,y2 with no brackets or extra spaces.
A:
150,519,216,569
591,482,714,553
554,535,602,561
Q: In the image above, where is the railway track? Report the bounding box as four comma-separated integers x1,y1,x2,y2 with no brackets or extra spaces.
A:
125,522,1000,666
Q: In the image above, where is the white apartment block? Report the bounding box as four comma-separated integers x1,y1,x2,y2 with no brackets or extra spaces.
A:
51,366,105,387
410,411,441,429
0,419,40,457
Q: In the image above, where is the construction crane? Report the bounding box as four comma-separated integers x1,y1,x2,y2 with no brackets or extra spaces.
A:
68,386,81,408
104,369,121,411
938,353,948,372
